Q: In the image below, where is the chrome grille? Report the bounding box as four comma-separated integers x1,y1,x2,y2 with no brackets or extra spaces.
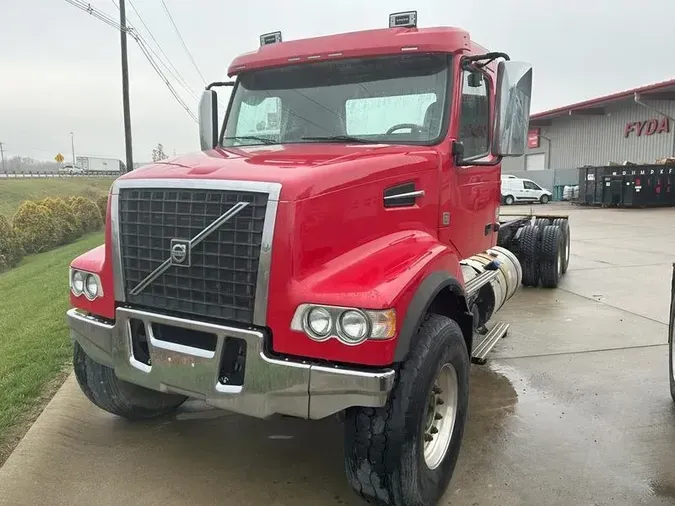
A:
117,186,269,325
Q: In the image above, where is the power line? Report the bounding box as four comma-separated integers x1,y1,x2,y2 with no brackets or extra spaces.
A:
159,0,206,85
115,0,199,101
134,35,198,121
63,0,198,122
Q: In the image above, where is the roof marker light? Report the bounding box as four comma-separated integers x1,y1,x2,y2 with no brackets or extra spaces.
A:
260,31,282,46
401,46,419,52
389,11,417,28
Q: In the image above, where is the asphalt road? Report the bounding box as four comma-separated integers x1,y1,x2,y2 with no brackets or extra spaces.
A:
1,203,674,506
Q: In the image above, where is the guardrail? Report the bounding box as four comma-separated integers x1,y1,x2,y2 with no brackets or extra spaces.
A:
0,171,120,179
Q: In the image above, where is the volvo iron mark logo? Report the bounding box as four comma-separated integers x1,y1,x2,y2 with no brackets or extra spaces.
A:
129,201,249,297
170,239,191,267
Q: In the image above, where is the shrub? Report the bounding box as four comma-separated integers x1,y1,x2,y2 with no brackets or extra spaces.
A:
37,197,80,244
67,196,103,233
95,194,109,223
0,214,23,271
12,201,60,254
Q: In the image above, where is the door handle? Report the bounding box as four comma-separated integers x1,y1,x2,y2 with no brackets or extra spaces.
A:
383,182,424,208
383,190,425,201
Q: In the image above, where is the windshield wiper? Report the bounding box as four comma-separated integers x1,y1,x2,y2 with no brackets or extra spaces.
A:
301,135,380,144
222,136,277,145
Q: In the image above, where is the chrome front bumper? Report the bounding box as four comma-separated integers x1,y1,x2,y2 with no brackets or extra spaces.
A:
67,307,395,420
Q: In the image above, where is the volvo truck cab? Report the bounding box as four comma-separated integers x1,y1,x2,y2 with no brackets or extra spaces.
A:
67,12,534,505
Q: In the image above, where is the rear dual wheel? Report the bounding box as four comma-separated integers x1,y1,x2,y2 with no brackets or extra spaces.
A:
539,225,564,288
519,219,571,288
552,218,570,273
519,225,540,287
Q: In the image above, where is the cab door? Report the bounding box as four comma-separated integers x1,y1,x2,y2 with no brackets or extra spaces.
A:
441,65,501,258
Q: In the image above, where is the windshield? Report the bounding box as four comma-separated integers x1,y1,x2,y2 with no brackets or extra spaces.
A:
220,54,450,147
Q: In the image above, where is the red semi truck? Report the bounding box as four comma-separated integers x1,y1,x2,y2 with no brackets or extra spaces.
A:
67,12,570,505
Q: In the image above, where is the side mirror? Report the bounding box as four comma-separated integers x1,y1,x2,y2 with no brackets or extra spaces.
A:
493,61,533,157
199,90,218,151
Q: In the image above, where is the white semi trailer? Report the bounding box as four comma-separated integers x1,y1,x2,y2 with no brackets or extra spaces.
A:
76,156,123,175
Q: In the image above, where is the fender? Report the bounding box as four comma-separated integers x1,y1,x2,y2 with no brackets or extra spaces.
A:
393,270,473,362
69,244,116,319
269,229,469,366
69,193,115,320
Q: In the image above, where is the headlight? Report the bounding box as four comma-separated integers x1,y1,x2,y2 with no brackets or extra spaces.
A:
291,304,396,345
306,307,332,339
338,310,369,344
71,270,85,295
70,269,103,300
84,274,99,300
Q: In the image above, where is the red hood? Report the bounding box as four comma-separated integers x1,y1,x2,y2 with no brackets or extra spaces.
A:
121,144,440,201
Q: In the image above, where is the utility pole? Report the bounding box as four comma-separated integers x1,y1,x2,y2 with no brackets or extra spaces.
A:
0,142,5,172
70,132,76,166
119,0,134,173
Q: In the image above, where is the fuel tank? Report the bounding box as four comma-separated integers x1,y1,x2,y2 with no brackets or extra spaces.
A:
460,246,522,328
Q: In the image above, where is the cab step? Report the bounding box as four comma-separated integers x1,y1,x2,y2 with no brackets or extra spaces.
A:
471,321,509,365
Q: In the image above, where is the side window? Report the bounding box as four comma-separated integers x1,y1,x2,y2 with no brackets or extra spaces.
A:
458,70,490,159
523,181,538,190
235,96,282,139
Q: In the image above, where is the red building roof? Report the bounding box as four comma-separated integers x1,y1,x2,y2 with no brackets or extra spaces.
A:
530,78,675,125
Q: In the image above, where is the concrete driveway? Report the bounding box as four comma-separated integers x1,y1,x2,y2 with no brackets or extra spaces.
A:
1,203,675,506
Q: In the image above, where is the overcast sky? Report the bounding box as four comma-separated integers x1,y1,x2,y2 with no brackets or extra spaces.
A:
1,0,674,163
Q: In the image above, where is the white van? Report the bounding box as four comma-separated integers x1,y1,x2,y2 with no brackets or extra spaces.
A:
501,175,553,205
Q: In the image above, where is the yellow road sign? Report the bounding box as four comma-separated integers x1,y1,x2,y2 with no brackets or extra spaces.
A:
55,153,64,163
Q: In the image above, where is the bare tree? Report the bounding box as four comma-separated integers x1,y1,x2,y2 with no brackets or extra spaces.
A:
3,156,59,173
151,143,169,162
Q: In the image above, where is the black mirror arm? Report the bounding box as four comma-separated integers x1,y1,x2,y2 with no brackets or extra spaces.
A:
462,52,511,70
206,81,235,90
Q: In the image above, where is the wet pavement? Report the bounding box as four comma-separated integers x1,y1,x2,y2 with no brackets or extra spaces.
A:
1,203,675,505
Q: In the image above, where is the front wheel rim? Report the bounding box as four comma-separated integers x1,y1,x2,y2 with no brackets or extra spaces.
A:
423,363,458,470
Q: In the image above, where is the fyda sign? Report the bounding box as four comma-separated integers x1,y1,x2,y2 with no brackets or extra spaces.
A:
624,117,670,138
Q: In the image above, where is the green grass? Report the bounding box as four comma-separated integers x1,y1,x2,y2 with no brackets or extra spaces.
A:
0,232,104,455
0,178,115,218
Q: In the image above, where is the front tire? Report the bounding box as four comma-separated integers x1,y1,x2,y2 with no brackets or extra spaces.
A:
73,342,187,420
669,336,675,404
540,194,550,204
344,314,469,506
669,268,675,403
